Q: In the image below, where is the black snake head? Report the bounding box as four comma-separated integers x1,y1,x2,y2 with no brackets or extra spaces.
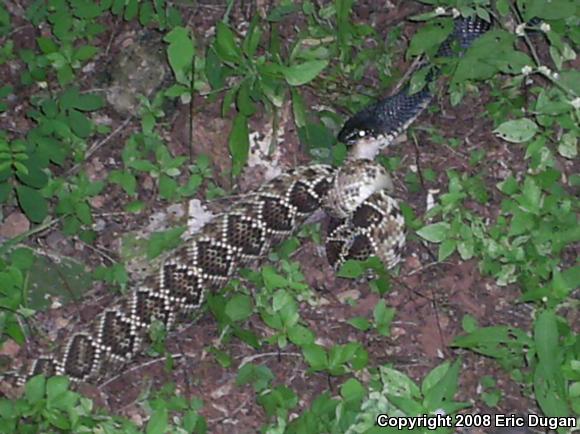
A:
338,85,432,158
338,102,386,147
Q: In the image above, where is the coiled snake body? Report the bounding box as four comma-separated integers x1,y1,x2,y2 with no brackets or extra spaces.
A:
7,17,490,386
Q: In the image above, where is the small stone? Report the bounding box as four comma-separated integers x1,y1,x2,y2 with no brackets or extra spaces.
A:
0,212,30,238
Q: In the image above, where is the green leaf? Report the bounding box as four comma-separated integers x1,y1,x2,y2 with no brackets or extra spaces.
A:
36,36,58,54
534,310,559,377
146,407,168,434
164,26,195,85
16,185,47,223
340,378,365,404
158,174,177,200
228,114,249,177
56,64,74,86
518,176,542,214
75,201,92,225
336,259,365,279
407,18,453,57
109,170,137,196
46,376,70,403
287,324,315,346
557,132,577,159
422,359,462,411
267,3,301,21
236,363,274,392
291,88,307,128
215,21,242,63
283,60,328,86
25,375,46,404
302,344,327,371
262,267,289,290
462,314,478,333
15,158,48,189
242,16,262,57
438,238,456,261
236,80,256,116
73,45,98,62
494,118,538,143
225,294,253,322
124,0,138,21
373,300,394,336
416,222,450,243
147,227,186,258
72,93,104,111
68,109,92,138
347,316,371,331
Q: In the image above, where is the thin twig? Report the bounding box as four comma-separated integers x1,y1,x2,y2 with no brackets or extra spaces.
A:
238,351,301,368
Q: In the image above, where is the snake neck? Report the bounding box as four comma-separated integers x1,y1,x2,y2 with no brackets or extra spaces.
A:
347,136,389,161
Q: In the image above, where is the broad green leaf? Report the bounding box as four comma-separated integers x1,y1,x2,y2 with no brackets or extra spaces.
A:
159,174,177,200
72,93,104,111
68,109,92,138
25,375,46,404
73,45,98,62
236,79,256,116
534,310,559,377
302,344,327,371
228,114,249,177
225,294,253,322
236,363,274,392
287,324,315,345
46,376,69,402
518,176,542,214
337,259,365,279
146,407,168,434
407,18,453,57
341,378,365,404
283,60,328,86
262,266,288,290
267,3,301,21
16,158,48,189
36,36,58,54
494,118,538,143
146,227,186,258
416,222,450,243
16,185,47,223
422,359,462,410
56,65,74,86
347,316,370,331
124,0,138,21
438,238,456,261
242,16,262,57
380,366,421,398
291,88,307,128
557,132,577,159
164,26,194,85
373,300,394,336
215,21,242,63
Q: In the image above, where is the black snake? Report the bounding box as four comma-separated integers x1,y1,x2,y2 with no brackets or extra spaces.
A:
4,16,490,387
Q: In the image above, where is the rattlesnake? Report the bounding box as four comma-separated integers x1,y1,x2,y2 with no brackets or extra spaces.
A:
5,16,490,387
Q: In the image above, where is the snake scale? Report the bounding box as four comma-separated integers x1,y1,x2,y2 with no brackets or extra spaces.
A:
5,16,490,387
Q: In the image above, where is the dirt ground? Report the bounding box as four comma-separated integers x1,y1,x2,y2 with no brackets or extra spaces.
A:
1,1,561,432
